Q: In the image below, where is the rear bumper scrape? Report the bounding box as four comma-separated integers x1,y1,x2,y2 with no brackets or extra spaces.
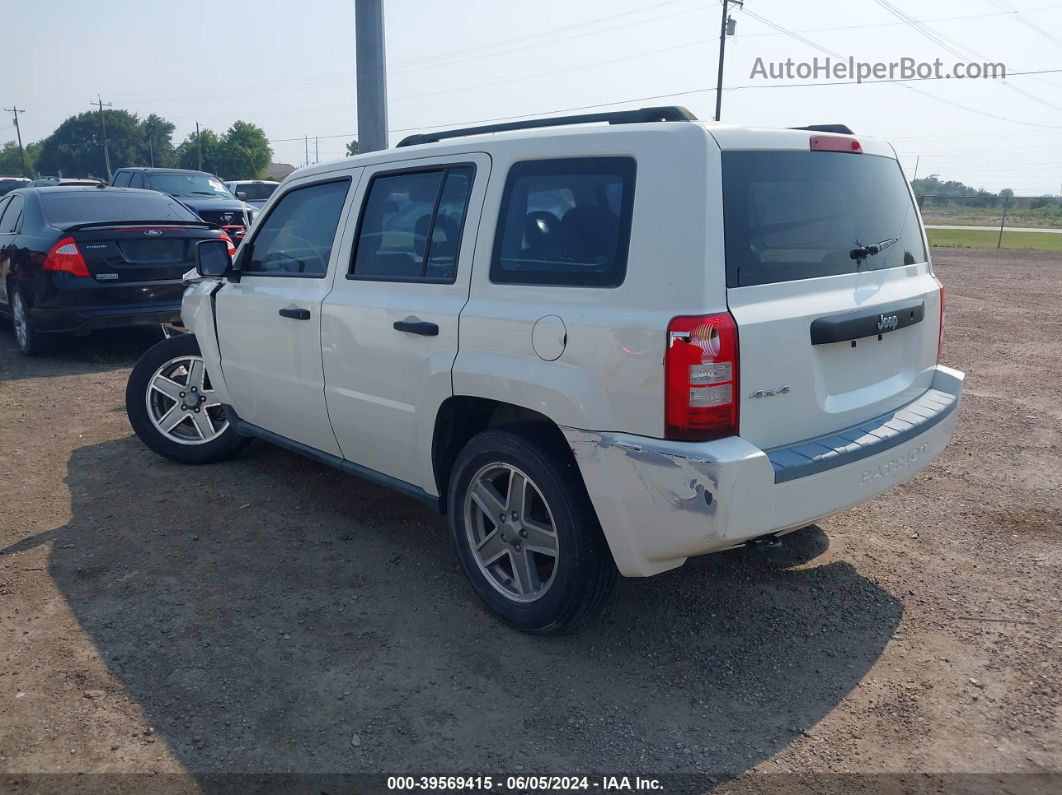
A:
563,365,964,578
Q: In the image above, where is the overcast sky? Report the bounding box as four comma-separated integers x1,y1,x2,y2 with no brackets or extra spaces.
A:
3,0,1061,194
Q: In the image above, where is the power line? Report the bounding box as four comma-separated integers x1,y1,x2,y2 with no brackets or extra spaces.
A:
267,66,1062,146
731,5,1062,130
990,0,1062,49
389,0,695,70
872,0,1062,113
739,4,1062,38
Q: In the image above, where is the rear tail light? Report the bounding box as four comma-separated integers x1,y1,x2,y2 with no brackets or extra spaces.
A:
934,277,945,363
219,232,236,257
665,312,739,440
42,237,90,278
810,135,862,153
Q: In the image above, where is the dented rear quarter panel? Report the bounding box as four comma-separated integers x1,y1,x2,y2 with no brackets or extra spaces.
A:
563,428,771,576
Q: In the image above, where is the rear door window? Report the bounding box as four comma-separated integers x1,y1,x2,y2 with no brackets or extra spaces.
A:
722,151,926,287
350,165,475,282
244,178,351,277
491,157,636,287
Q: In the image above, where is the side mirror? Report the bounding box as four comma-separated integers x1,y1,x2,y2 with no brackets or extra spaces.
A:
195,239,232,277
236,191,247,200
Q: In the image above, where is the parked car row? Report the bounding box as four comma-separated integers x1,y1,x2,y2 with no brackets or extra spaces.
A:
0,168,277,354
112,168,264,242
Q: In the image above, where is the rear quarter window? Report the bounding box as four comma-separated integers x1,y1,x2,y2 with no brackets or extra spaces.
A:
722,151,926,288
491,157,636,287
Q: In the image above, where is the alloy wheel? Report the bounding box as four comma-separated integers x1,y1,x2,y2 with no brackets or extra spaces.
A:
145,354,228,445
463,463,560,603
12,291,28,350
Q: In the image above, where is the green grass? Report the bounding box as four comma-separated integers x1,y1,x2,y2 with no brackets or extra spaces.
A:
927,227,1062,252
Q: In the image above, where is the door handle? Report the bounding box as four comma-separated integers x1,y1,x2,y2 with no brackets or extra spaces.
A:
393,319,439,336
279,307,311,320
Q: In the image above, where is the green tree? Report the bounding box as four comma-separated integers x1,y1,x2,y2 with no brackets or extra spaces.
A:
999,188,1014,200
345,138,360,157
215,121,272,179
0,140,42,176
36,109,150,178
174,128,222,173
141,114,176,167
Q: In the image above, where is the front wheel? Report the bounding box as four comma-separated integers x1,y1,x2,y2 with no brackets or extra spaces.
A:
125,333,249,464
447,427,616,634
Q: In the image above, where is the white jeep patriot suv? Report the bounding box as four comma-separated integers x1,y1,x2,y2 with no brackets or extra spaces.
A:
125,107,964,633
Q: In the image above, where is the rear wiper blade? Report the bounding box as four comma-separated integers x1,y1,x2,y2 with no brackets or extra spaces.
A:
850,236,899,261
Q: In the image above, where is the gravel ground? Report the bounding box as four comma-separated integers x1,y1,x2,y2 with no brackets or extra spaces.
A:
0,248,1059,793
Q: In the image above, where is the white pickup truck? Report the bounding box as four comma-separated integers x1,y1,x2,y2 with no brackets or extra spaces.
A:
125,107,963,633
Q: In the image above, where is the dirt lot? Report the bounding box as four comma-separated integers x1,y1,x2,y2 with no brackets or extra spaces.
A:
1,248,1059,792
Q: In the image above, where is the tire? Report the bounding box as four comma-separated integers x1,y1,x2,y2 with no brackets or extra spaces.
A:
11,286,58,356
125,333,249,465
447,426,616,634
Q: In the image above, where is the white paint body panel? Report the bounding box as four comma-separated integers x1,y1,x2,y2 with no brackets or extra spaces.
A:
321,153,492,487
211,167,364,456
180,119,964,578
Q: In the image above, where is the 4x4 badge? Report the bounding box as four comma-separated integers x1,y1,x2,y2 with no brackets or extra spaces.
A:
750,385,790,399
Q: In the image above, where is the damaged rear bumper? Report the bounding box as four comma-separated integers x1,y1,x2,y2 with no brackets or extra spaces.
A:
563,366,964,577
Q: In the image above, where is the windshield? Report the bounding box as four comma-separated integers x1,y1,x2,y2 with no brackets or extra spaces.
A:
40,191,200,226
146,173,234,199
721,151,926,287
233,182,278,201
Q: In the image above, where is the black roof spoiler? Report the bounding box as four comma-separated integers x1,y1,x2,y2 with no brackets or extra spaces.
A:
397,106,697,147
792,124,855,134
60,219,213,233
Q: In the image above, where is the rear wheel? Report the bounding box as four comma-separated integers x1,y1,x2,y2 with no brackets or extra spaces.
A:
125,333,249,464
448,427,616,634
11,287,58,356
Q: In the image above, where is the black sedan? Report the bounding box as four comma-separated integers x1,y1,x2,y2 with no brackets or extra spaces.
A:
0,186,234,355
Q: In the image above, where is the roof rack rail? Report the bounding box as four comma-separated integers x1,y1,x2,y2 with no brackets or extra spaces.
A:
396,105,697,147
792,124,855,134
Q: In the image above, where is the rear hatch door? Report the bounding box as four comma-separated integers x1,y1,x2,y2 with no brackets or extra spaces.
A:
713,129,942,450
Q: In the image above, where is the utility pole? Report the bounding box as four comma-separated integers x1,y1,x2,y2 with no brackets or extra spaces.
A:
911,155,920,182
714,0,743,122
92,95,113,179
355,0,389,152
195,121,203,171
4,106,28,177
997,193,1010,249
315,136,319,164
148,136,155,167
304,135,309,166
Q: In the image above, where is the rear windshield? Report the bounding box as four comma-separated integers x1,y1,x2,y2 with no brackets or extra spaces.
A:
234,182,278,201
145,173,233,199
40,191,200,226
722,151,926,287
0,180,28,196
